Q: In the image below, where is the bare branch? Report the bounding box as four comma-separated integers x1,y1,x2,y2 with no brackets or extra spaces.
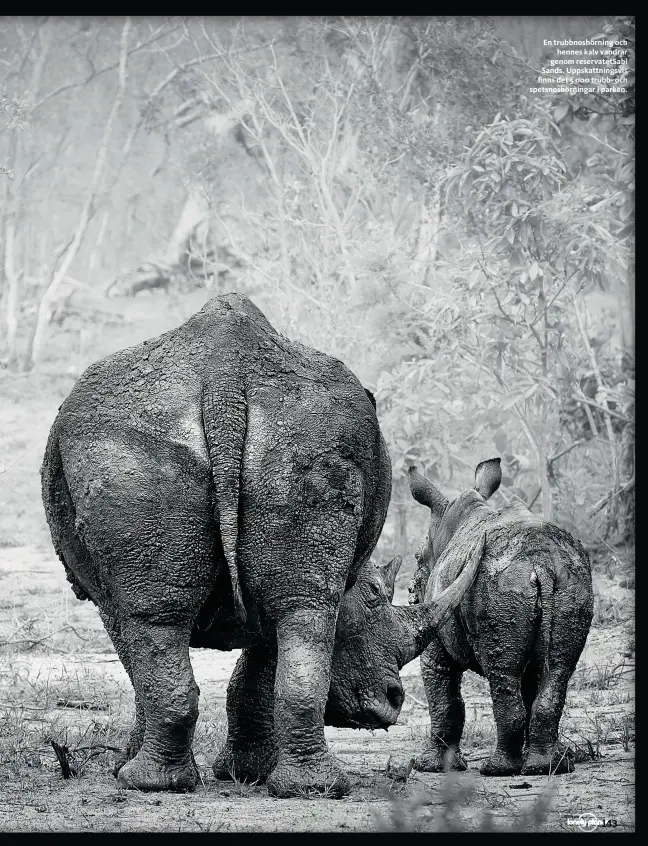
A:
589,476,635,516
547,439,587,466
570,395,629,424
31,21,183,113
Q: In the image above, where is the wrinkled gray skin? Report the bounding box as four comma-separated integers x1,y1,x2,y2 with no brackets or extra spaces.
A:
406,458,594,777
41,293,479,798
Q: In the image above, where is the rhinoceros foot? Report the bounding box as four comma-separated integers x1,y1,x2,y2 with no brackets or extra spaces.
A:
266,752,351,799
116,749,198,792
414,744,468,773
112,729,145,777
479,750,523,777
522,746,575,776
212,740,277,784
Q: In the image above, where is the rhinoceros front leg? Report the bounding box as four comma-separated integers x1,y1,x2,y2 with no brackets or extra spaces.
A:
213,642,279,783
414,638,468,773
265,610,350,799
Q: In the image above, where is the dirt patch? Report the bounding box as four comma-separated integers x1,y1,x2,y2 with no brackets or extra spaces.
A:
0,545,635,832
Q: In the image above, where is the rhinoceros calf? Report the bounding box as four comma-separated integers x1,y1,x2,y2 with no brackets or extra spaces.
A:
41,292,480,798
406,458,594,777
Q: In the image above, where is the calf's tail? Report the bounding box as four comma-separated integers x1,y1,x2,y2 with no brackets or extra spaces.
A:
531,565,555,673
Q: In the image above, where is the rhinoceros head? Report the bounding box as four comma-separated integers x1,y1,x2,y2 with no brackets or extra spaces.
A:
326,528,486,730
408,458,502,577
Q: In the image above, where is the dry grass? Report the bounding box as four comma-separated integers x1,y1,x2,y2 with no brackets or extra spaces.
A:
0,352,635,830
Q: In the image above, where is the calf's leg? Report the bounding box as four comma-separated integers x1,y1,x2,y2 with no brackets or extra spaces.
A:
522,667,574,775
476,570,537,776
414,638,467,772
481,669,526,776
522,578,592,775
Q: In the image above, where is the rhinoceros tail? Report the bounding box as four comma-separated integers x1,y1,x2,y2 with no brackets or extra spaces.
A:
202,370,248,626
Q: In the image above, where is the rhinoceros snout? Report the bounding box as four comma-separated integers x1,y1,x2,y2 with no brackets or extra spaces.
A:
359,680,405,729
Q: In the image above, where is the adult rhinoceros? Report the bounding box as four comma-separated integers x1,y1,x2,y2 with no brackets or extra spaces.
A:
41,293,481,798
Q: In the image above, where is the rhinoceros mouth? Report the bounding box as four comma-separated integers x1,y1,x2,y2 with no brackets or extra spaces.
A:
324,698,399,730
359,698,400,729
326,698,400,730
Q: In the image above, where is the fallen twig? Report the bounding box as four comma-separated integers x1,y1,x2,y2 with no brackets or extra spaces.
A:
74,744,122,753
0,703,46,710
50,739,76,779
0,624,96,648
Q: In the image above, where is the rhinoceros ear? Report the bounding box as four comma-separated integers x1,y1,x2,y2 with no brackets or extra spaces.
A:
364,388,377,410
408,465,448,515
378,556,402,602
475,458,502,500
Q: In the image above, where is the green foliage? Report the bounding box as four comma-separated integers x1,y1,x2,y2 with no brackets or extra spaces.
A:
0,16,634,556
372,18,633,547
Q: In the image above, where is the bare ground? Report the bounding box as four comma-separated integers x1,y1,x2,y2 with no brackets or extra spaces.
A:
0,544,635,833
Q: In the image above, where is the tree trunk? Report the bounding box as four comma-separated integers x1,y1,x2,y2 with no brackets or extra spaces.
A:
414,104,442,287
88,210,109,274
165,187,210,267
3,220,19,369
618,266,635,542
423,184,441,287
1,20,53,371
1,129,20,368
536,440,554,523
26,17,131,370
396,502,408,558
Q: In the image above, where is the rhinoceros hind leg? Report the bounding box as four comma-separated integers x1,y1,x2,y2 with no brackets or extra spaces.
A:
522,592,591,776
480,669,526,777
115,618,199,793
99,610,147,776
522,667,575,776
264,609,351,799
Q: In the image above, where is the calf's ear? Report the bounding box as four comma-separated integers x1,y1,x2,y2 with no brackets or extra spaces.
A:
474,458,502,499
378,556,402,602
